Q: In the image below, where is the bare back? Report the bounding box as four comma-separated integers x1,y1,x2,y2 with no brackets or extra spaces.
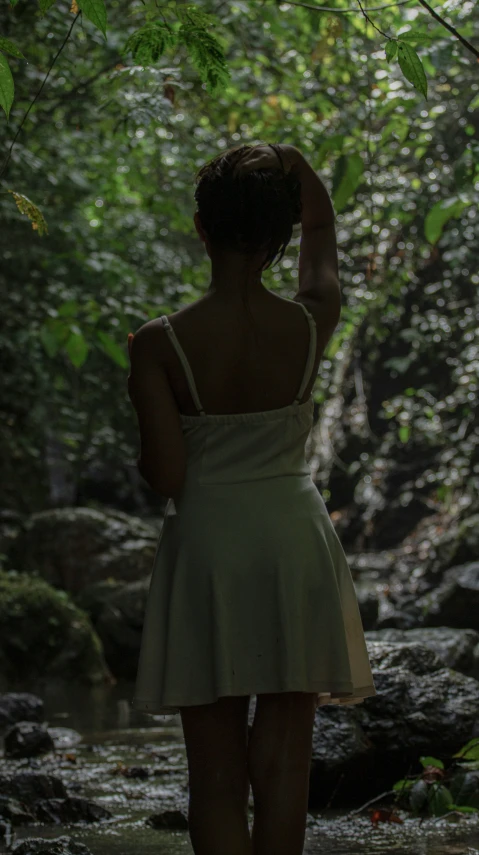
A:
158,291,327,416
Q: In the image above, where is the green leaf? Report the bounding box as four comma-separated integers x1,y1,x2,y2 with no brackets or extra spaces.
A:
397,31,433,43
420,756,445,770
65,332,89,368
331,153,363,213
0,37,25,60
39,0,58,14
397,42,428,99
424,196,470,244
39,325,61,358
384,355,415,373
450,771,479,807
452,738,479,761
58,300,80,317
78,0,107,38
385,40,397,62
399,425,409,443
410,779,428,813
96,331,128,368
450,805,479,813
392,778,414,791
7,191,48,235
428,784,454,817
178,23,230,95
10,0,21,6
0,53,14,120
123,20,177,64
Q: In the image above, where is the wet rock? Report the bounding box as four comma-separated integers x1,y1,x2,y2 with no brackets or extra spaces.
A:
146,809,188,830
354,584,379,630
420,515,479,578
0,570,113,689
95,578,150,679
74,579,126,623
123,766,149,779
0,795,36,825
416,561,479,632
4,722,54,758
308,638,479,809
347,551,397,576
34,796,112,824
11,835,93,855
366,639,445,674
46,728,82,750
7,508,158,595
0,772,68,805
366,626,479,680
0,693,44,732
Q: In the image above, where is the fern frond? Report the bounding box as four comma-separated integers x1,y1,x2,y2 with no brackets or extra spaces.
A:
123,20,176,65
175,4,216,29
178,24,230,94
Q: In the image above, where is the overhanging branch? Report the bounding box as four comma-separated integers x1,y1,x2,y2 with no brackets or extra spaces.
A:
416,0,479,60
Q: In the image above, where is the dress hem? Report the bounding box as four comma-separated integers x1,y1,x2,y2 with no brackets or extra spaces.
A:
131,682,377,715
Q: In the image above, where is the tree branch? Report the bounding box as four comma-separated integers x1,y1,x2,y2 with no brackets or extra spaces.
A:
284,0,479,59
0,11,81,184
416,0,479,60
357,0,391,39
281,0,415,13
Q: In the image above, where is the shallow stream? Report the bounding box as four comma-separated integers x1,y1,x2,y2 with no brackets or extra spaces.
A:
1,681,478,854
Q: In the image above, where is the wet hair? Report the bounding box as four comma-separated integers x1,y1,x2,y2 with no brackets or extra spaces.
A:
194,143,302,342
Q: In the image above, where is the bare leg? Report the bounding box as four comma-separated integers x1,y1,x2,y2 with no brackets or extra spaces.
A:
247,692,317,855
180,694,253,855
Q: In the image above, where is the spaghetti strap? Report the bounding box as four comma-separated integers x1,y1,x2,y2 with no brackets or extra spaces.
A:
294,303,317,404
160,316,206,416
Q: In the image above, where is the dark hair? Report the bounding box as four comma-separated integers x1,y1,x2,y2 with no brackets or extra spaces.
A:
194,143,302,342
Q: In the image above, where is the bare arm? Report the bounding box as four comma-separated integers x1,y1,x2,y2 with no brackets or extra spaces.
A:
287,147,340,314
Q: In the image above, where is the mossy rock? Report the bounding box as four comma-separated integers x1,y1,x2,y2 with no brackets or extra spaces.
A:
0,570,113,691
7,508,158,595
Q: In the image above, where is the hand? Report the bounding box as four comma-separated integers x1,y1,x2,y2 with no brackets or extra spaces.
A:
233,144,299,178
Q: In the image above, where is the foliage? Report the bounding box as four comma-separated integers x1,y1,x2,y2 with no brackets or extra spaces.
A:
0,0,477,517
392,739,479,817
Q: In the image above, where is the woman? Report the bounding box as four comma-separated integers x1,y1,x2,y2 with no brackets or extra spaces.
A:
127,143,376,855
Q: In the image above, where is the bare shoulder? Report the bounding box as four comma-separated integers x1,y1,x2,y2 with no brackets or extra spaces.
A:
131,317,168,362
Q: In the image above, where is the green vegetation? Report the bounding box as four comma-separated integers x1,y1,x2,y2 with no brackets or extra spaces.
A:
392,739,479,817
0,0,477,513
0,568,112,685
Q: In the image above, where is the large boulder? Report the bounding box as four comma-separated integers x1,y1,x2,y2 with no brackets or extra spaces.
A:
34,797,112,824
0,774,111,826
11,836,93,855
420,515,479,579
0,693,44,733
366,626,479,680
74,578,126,623
0,773,67,805
4,722,54,758
0,570,113,691
95,578,150,679
303,636,479,808
7,508,158,595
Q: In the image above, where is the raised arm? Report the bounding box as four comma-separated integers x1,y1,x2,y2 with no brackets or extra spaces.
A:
287,147,341,337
